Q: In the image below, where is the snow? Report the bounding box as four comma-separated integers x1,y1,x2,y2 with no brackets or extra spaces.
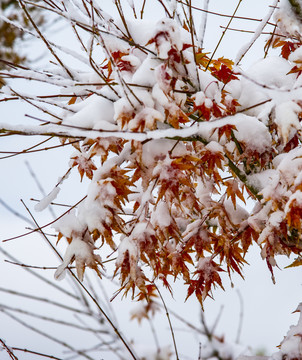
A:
151,83,170,107
270,304,302,360
101,31,129,53
285,190,302,214
151,201,171,228
127,19,159,48
235,0,279,65
277,147,302,186
248,201,272,233
245,57,294,89
52,209,85,239
224,199,249,226
131,58,159,86
142,139,186,167
267,210,284,228
205,141,224,154
129,107,164,130
63,94,117,130
200,336,247,360
275,101,301,144
247,170,276,195
198,70,220,98
78,179,117,232
198,0,209,48
236,57,297,115
199,114,272,154
289,45,302,63
34,186,61,212
274,0,302,37
116,236,138,266
54,236,102,281
152,19,183,58
196,180,217,208
193,91,206,106
256,172,280,201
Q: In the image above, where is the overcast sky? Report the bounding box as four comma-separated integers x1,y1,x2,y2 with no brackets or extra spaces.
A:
0,1,301,359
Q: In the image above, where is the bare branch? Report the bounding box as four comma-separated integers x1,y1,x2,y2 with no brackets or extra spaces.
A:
0,338,19,360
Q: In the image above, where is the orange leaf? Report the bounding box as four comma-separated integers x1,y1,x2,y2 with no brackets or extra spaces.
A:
68,96,77,105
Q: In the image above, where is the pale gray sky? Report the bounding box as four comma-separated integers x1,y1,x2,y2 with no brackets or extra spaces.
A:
0,1,301,359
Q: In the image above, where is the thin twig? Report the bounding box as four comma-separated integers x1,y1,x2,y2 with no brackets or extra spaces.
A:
2,196,87,242
176,0,275,24
1,309,95,360
200,310,212,341
154,284,179,360
0,198,34,225
11,347,62,360
236,289,244,344
4,259,73,270
115,0,132,38
0,338,19,360
198,342,202,360
0,303,107,333
25,161,57,218
162,303,205,334
30,199,73,208
140,0,147,18
148,317,161,356
0,287,93,316
5,85,63,121
157,0,173,18
0,140,80,160
205,0,243,71
235,0,279,65
17,0,74,79
220,26,284,37
0,247,79,299
20,200,139,360
209,305,224,335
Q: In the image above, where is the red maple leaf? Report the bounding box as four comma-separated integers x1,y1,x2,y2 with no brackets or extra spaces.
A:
211,64,238,84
